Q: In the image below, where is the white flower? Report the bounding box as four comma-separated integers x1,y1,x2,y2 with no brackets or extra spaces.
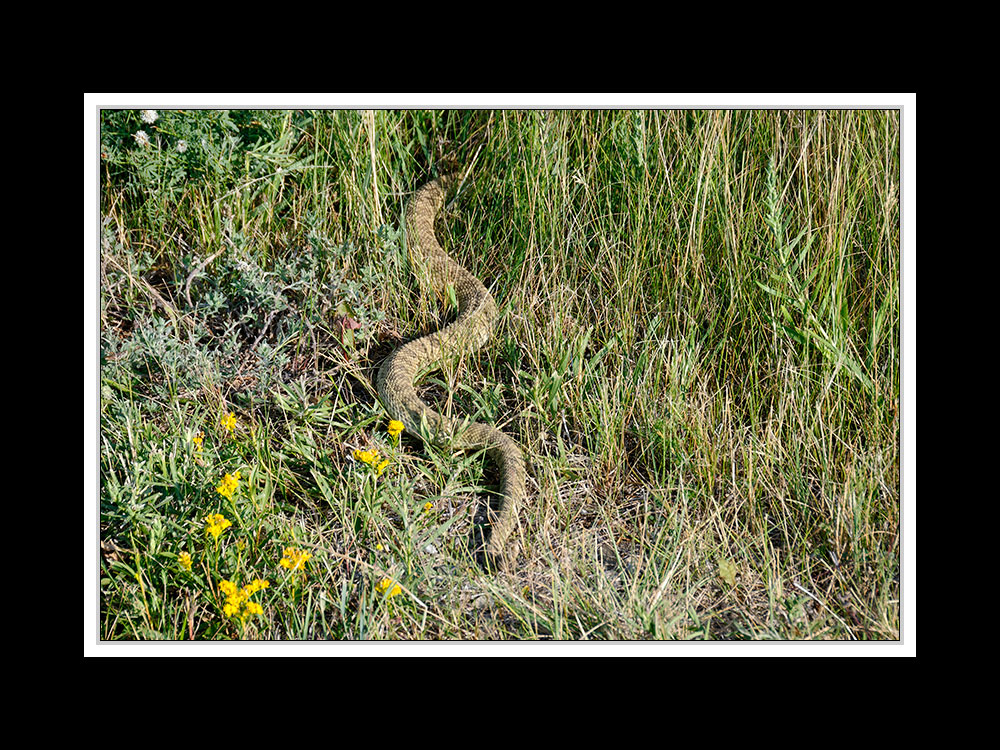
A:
133,130,151,147
177,139,188,153
140,109,158,124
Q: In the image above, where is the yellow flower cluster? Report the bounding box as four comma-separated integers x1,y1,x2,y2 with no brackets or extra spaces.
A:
354,448,389,476
374,577,402,599
178,551,193,571
192,431,204,452
219,578,269,619
279,546,312,572
205,513,232,540
216,471,241,499
387,420,404,439
221,411,237,434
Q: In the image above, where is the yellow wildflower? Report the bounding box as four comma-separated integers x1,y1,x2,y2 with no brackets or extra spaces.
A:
354,448,378,465
422,501,434,513
387,420,404,439
219,579,241,616
215,471,241,500
221,411,237,434
243,578,269,595
205,513,232,540
354,448,390,476
218,578,268,621
374,577,402,599
192,431,204,452
219,579,238,596
178,551,193,571
279,546,312,572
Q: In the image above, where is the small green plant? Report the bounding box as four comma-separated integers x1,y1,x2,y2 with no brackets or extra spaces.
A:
758,156,874,392
98,109,900,641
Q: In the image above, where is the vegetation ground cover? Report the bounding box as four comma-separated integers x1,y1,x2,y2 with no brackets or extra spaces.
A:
97,108,900,640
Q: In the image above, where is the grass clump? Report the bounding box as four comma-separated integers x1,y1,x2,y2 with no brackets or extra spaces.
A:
97,108,900,641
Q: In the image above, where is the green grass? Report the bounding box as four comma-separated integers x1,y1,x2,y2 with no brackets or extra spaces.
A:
97,108,900,640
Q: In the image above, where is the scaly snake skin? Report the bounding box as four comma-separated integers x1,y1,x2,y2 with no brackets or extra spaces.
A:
376,176,525,566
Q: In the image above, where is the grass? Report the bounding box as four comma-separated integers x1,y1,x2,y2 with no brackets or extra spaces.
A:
95,108,900,641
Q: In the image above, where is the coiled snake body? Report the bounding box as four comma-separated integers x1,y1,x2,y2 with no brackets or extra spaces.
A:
376,176,525,566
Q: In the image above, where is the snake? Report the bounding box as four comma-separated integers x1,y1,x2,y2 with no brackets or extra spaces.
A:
376,176,525,567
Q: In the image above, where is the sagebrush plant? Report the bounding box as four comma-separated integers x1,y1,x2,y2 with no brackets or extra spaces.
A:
99,108,900,640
